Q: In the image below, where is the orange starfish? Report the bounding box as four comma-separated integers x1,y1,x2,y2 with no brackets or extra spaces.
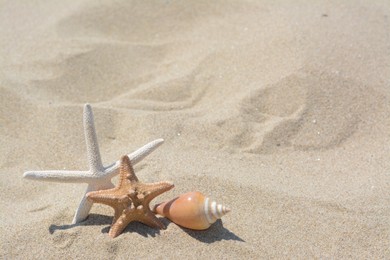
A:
86,155,174,238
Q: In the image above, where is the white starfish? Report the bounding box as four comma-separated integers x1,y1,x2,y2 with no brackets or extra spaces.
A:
23,104,164,224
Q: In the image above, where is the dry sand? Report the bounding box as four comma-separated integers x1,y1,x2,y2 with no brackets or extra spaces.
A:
1,0,390,258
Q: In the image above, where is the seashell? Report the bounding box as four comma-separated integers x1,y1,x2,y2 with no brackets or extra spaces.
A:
153,191,230,230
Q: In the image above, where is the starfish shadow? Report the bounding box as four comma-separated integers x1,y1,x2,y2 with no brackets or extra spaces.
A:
163,219,245,243
106,222,161,238
49,214,112,234
49,214,162,237
48,216,242,242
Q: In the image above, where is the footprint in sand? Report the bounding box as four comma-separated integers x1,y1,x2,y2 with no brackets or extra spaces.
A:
51,230,79,249
236,71,372,153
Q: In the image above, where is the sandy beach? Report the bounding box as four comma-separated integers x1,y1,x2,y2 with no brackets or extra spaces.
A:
1,0,389,258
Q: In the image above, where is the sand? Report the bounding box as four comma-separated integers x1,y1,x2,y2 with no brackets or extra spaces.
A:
1,0,389,258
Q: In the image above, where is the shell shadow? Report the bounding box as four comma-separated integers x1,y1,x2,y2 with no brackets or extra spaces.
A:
49,214,161,237
164,218,244,243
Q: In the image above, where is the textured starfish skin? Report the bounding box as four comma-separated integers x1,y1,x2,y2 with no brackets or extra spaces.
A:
23,104,164,224
86,155,174,238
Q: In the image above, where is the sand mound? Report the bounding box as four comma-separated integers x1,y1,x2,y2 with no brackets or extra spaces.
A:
171,70,379,154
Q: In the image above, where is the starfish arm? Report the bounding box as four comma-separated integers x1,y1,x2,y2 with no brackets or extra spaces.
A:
109,209,165,238
137,210,165,229
119,155,138,186
86,187,128,207
73,193,93,224
73,182,115,224
141,181,175,205
104,138,164,179
127,138,164,165
112,208,124,226
109,212,137,238
84,104,104,172
23,170,91,183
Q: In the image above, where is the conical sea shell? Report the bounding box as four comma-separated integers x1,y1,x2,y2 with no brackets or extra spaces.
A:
153,191,230,230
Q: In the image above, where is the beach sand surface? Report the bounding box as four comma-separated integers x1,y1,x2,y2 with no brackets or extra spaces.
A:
1,0,389,258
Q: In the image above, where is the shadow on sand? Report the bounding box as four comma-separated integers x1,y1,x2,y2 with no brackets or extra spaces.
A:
176,219,244,243
49,213,161,237
49,214,243,242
